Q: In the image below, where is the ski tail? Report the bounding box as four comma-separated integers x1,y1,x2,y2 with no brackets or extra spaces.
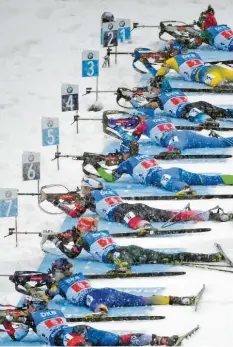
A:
215,243,233,267
175,325,200,346
195,284,206,312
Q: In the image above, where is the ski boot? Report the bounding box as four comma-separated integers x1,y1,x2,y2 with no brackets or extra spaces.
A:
113,258,131,274
176,186,197,196
169,296,195,306
209,206,233,222
152,334,179,346
136,224,158,236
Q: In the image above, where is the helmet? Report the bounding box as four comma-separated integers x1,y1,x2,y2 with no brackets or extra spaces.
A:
206,5,215,14
24,296,47,310
77,217,97,232
64,334,87,346
51,258,72,274
101,12,114,23
81,177,103,190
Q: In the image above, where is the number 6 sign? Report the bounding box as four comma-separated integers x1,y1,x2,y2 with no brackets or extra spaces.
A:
22,151,40,181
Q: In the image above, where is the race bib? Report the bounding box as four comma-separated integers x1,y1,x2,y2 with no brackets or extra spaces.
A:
71,280,91,293
149,123,176,144
133,158,159,183
104,196,122,206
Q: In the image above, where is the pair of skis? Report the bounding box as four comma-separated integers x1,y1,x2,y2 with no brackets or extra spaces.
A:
183,243,233,274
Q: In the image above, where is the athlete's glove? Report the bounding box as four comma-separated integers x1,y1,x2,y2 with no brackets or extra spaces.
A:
166,335,179,346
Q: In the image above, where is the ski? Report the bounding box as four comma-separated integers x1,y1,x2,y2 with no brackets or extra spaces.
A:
215,243,233,267
66,315,165,323
182,263,233,274
176,87,233,94
175,325,200,346
86,271,185,279
122,194,233,201
195,284,206,312
176,125,233,131
154,153,231,160
112,227,211,237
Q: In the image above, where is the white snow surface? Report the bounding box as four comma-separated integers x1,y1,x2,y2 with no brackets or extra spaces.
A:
0,0,233,346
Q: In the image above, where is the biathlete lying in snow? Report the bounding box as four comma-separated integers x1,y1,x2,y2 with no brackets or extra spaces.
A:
46,177,233,233
0,296,180,346
85,142,233,194
44,217,225,269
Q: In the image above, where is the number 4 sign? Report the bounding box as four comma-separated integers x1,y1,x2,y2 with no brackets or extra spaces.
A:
0,189,18,218
22,151,40,181
82,50,99,77
61,84,79,112
42,117,59,146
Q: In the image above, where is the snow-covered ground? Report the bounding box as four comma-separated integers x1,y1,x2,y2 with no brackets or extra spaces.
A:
1,0,233,345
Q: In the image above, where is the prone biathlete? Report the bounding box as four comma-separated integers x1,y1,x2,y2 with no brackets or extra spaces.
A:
136,41,233,88
116,81,233,124
47,217,225,268
0,296,180,346
103,113,233,151
46,177,233,233
87,144,233,194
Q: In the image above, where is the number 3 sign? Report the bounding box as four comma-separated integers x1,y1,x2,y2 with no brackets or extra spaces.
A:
22,151,40,181
82,50,99,77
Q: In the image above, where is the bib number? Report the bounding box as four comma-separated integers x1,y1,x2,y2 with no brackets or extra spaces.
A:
170,96,188,105
97,237,114,247
221,30,233,39
71,280,91,293
104,196,122,206
45,317,64,328
186,59,202,68
141,159,158,169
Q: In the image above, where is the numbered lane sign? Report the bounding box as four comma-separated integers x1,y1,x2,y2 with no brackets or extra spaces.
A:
42,117,59,146
82,50,99,77
0,188,18,218
117,18,131,43
102,22,118,47
22,151,40,181
61,84,79,112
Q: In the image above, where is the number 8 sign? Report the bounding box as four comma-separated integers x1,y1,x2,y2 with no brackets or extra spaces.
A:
82,50,99,77
42,117,59,146
22,151,40,181
0,188,18,218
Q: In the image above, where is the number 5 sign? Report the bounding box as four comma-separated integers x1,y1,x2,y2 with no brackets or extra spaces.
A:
42,117,59,146
0,189,18,218
61,84,79,112
82,50,99,77
22,151,40,181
